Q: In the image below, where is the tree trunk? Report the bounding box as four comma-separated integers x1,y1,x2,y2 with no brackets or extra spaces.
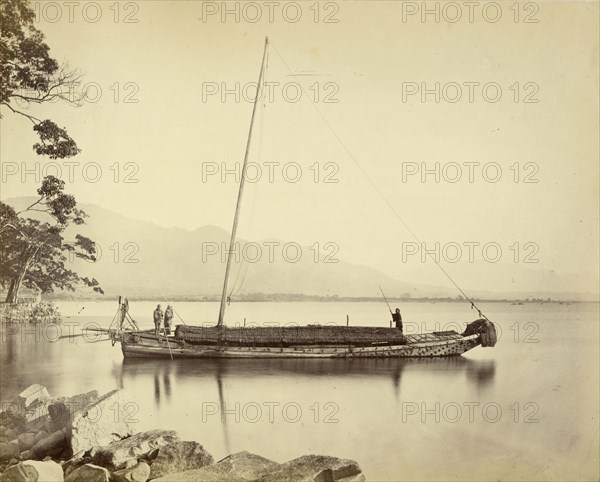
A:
5,271,25,303
5,245,39,303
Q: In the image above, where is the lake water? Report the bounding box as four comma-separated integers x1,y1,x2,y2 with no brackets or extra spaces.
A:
1,301,598,481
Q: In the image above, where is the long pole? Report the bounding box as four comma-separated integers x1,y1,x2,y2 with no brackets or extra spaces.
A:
217,37,269,328
162,326,173,360
379,286,393,315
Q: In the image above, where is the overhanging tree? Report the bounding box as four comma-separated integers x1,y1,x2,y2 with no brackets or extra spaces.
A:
0,178,104,302
1,0,103,302
1,0,82,156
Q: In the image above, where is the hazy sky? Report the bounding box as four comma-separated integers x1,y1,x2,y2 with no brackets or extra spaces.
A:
2,1,598,294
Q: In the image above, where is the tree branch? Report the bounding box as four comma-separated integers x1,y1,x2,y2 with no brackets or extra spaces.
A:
0,102,42,124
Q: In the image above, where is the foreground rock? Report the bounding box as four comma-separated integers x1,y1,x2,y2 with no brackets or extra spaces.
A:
0,425,18,443
10,385,51,421
23,390,101,434
68,389,137,454
1,385,365,482
47,391,100,433
152,451,280,482
0,441,20,462
88,429,213,479
90,430,178,471
259,455,365,482
0,410,24,433
152,452,365,482
147,440,214,479
112,461,151,482
0,460,64,482
64,463,109,482
21,428,68,461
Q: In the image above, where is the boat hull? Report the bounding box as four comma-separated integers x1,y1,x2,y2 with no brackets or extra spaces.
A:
120,332,484,359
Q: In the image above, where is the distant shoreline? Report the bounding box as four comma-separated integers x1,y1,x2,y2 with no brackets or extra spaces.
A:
40,294,598,304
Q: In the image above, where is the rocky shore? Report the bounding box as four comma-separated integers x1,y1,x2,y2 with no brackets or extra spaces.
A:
0,303,61,325
0,385,365,482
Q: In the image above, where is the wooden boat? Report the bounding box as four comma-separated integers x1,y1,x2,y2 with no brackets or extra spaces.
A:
119,322,496,359
117,38,497,359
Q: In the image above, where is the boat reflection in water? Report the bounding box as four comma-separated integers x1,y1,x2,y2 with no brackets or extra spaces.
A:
117,356,496,401
115,357,495,455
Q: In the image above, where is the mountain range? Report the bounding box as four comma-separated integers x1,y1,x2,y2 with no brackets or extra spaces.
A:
4,197,598,301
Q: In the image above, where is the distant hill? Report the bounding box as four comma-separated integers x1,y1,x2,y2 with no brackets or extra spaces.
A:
3,197,598,301
4,197,451,299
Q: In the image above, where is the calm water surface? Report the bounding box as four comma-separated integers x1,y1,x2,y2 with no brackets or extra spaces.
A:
1,301,598,481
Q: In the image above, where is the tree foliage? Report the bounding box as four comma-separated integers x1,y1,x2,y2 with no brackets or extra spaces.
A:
0,202,104,299
1,0,103,302
1,0,81,157
0,179,104,300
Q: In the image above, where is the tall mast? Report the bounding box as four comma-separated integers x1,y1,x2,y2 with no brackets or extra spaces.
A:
217,37,269,327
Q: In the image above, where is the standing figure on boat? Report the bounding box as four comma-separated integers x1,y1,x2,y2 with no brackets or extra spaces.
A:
164,305,174,335
153,304,164,336
392,308,403,333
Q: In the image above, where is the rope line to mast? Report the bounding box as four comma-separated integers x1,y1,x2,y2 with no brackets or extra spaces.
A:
228,43,269,301
270,40,488,321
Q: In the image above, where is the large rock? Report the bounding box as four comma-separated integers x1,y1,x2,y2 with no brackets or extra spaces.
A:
152,451,279,482
8,385,52,423
14,391,100,433
21,428,68,460
47,391,100,432
0,460,64,482
18,390,101,435
34,431,49,444
0,409,25,433
64,463,109,482
62,454,92,478
0,428,17,443
16,385,51,412
147,440,213,479
0,441,20,462
0,426,18,443
112,461,151,482
258,455,364,482
90,430,179,471
68,389,137,454
18,431,38,451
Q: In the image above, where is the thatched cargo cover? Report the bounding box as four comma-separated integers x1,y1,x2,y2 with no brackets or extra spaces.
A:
175,325,408,347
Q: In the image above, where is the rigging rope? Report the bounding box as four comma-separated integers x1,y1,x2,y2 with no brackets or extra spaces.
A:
228,45,270,301
270,40,488,321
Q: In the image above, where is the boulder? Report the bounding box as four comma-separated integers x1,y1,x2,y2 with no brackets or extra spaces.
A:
112,461,151,482
16,385,51,411
64,463,109,482
0,460,64,482
21,391,101,434
0,441,20,462
47,391,100,432
147,440,213,479
258,455,364,482
0,410,25,433
34,431,49,444
8,385,51,423
68,390,137,454
18,432,38,451
152,451,279,482
25,415,51,433
22,428,68,461
90,430,179,471
0,426,17,443
62,454,92,478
